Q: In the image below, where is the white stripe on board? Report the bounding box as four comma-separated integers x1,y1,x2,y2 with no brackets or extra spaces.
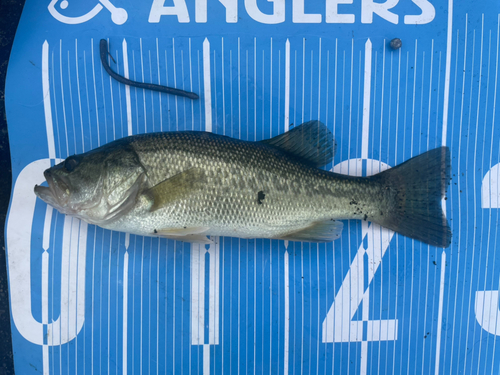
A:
485,16,500,375
66,51,76,152
108,47,117,140
91,38,101,147
221,38,226,135
74,40,85,153
122,250,129,375
460,18,475,372
147,239,152,375
59,216,72,342
476,24,492,372
407,41,419,375
285,40,290,131
43,344,49,375
156,38,163,131
284,244,290,373
318,38,322,119
421,45,435,373
302,39,305,124
156,241,160,375
83,50,93,150
435,251,446,375
107,236,113,375
362,39,372,159
76,222,87,332
255,38,257,142
203,38,212,132
42,250,49,324
360,288,370,375
209,241,220,345
203,344,210,374
139,38,147,133
464,20,484,374
190,244,205,345
427,40,435,149
179,45,188,130
293,49,297,132
42,205,53,252
42,204,51,374
300,243,304,375
115,50,125,141
448,22,467,373
42,41,56,159
49,49,61,158
238,38,241,138
473,18,488,367
442,0,454,145
58,40,70,156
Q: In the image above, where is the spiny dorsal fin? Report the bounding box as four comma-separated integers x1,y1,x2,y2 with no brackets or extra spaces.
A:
275,220,344,243
260,121,336,168
144,168,206,212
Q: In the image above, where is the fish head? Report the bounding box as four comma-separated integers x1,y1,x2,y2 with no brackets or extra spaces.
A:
34,142,146,225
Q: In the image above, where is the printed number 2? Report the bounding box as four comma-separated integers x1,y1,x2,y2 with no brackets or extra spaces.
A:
322,159,398,343
321,221,398,342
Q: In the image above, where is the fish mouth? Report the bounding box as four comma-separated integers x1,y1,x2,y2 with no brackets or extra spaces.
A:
34,170,74,214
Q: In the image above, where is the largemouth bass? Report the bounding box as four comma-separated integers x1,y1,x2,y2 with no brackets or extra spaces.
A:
34,121,451,247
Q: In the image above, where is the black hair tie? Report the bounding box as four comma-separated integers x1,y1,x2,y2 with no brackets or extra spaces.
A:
99,39,199,100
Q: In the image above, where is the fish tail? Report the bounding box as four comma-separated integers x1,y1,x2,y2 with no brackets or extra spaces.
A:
372,147,452,248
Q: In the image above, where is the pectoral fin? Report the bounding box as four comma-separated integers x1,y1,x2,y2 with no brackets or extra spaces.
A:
154,226,212,244
276,220,344,243
144,168,206,211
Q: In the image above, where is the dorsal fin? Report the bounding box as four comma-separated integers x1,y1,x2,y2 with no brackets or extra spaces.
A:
260,121,336,168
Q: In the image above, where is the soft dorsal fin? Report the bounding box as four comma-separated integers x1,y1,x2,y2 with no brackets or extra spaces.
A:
144,168,206,212
260,121,336,168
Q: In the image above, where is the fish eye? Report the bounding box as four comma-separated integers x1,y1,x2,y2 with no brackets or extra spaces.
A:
64,156,79,172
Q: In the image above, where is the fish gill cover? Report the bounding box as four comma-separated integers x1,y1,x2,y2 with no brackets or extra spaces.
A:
4,0,500,374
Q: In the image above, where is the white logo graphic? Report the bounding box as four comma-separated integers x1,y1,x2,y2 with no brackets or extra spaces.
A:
48,0,128,25
475,164,500,336
481,164,500,209
7,158,88,346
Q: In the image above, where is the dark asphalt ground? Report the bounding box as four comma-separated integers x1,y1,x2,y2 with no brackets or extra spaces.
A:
1,1,25,374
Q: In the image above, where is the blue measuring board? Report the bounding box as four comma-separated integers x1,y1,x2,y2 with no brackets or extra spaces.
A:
4,0,500,374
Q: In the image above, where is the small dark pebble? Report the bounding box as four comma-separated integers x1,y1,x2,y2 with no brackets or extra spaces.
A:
390,38,402,50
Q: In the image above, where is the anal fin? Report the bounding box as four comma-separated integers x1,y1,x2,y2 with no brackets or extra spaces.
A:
276,220,344,243
155,226,212,244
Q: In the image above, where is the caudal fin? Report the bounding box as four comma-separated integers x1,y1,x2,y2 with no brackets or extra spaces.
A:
373,147,452,248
